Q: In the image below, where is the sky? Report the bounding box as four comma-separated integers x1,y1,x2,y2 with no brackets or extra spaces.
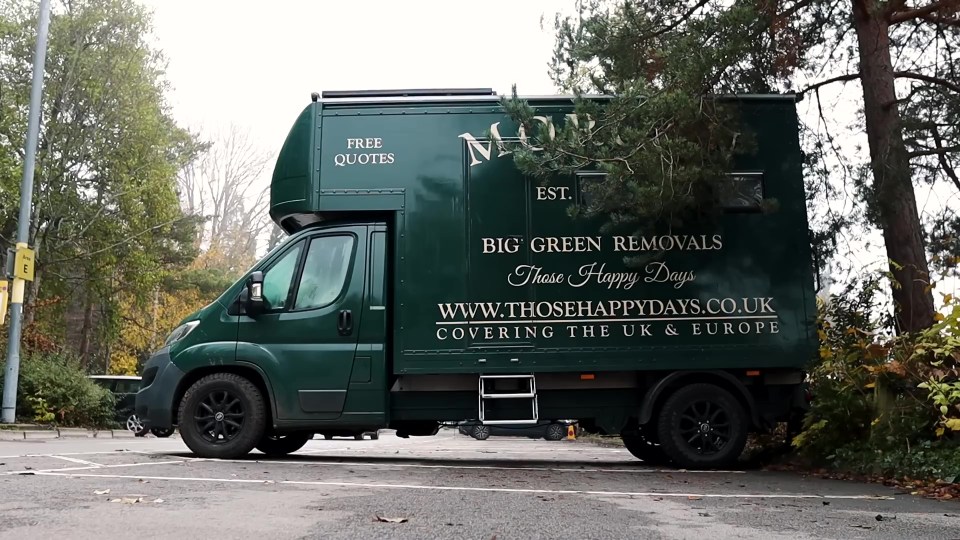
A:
140,0,566,167
136,0,959,301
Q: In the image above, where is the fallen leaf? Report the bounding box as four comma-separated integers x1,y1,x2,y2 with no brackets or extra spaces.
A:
688,496,702,500
94,489,110,495
374,515,408,523
152,498,164,503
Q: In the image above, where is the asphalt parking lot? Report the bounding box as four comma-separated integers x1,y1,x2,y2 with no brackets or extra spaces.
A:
1,429,958,539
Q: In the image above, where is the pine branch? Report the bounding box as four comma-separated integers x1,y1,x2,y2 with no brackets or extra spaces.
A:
778,0,821,20
894,71,960,93
889,0,960,25
639,0,712,40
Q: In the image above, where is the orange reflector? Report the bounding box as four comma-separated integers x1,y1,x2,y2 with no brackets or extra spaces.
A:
580,373,595,380
746,370,761,376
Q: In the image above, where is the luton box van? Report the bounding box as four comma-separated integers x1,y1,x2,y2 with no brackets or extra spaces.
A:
135,88,816,469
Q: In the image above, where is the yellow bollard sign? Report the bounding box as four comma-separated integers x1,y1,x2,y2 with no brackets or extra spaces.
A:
0,280,7,325
14,247,35,282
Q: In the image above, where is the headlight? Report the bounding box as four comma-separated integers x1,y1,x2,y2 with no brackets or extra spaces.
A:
164,320,199,346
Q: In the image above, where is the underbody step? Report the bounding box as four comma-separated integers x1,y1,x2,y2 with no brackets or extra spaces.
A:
478,374,538,425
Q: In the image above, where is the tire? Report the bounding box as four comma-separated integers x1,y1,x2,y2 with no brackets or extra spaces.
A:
255,432,312,457
544,423,565,441
126,414,148,437
354,434,363,440
656,383,748,469
150,427,175,438
472,425,490,440
621,431,672,466
177,373,267,459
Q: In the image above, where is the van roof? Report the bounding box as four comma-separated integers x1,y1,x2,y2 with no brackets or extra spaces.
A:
309,88,801,106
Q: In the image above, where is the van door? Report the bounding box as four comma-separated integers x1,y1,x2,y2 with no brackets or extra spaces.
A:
236,225,367,421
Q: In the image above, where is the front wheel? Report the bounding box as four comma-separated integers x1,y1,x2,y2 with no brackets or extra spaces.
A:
255,432,312,457
177,373,267,459
656,383,748,469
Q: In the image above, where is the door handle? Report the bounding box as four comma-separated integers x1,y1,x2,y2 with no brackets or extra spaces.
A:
338,309,353,336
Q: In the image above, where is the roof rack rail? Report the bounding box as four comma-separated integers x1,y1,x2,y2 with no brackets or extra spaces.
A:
317,88,497,100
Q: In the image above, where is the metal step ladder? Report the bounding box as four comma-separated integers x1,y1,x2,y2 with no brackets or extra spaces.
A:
478,374,538,425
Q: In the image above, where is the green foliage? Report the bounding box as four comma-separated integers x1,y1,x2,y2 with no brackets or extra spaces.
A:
0,352,115,427
793,277,960,483
501,86,756,240
0,0,203,366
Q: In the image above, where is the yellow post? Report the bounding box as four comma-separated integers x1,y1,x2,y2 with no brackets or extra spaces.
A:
0,280,7,326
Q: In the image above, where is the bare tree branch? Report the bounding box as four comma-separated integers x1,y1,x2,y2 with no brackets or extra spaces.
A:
908,144,960,157
932,126,960,191
918,13,960,26
798,73,861,96
894,70,960,93
889,0,960,25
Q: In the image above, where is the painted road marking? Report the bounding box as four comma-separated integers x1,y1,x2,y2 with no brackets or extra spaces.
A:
188,456,745,474
0,450,146,460
30,471,895,500
48,455,103,467
2,459,185,476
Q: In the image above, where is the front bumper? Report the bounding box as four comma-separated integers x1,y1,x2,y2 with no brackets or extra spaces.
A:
134,347,186,429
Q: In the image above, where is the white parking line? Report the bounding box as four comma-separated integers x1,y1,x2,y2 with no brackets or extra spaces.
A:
30,471,895,500
3,459,185,476
0,450,144,460
48,455,104,467
190,456,745,474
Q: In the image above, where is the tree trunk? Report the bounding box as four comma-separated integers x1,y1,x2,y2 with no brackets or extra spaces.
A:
78,293,95,366
852,0,935,333
23,265,41,328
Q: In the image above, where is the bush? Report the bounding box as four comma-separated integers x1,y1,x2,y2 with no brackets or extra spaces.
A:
792,274,960,485
0,352,115,428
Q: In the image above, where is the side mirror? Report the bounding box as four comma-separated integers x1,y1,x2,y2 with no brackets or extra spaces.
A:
245,271,265,317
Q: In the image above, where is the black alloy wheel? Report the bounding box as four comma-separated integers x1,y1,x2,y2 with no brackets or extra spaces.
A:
544,423,566,441
178,373,266,459
656,383,748,469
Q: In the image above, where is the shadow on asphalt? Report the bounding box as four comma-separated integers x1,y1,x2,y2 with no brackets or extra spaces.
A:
150,451,728,472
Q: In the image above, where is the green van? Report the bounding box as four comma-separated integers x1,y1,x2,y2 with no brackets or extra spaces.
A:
136,89,815,468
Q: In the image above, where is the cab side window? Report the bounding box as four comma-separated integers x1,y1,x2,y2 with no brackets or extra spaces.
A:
294,235,354,310
261,242,303,310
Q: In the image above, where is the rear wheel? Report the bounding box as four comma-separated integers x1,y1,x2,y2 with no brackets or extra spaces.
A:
656,383,748,469
255,432,312,456
472,425,490,440
544,423,565,441
177,373,267,459
150,427,175,438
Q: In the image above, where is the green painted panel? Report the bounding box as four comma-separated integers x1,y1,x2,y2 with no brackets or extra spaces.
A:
234,225,367,421
261,94,816,380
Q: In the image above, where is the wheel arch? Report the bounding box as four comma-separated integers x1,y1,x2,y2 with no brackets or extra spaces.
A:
638,370,759,429
170,362,277,428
